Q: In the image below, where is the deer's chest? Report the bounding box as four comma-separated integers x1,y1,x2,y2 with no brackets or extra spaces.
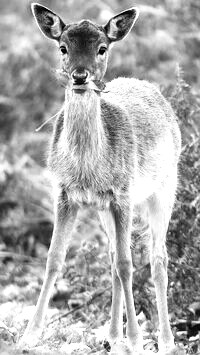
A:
50,141,130,209
66,187,114,210
66,163,116,208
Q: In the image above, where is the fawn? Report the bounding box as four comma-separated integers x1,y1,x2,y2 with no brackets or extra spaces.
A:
21,3,183,355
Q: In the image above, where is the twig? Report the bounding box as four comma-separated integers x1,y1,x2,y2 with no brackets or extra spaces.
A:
0,251,46,264
47,265,149,327
170,260,200,272
47,286,111,326
172,320,200,326
35,105,64,132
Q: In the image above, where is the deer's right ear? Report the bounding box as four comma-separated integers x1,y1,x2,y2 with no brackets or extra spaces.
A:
31,3,65,40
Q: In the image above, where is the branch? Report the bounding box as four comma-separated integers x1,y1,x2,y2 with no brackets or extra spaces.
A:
0,251,46,264
47,265,149,326
47,286,111,326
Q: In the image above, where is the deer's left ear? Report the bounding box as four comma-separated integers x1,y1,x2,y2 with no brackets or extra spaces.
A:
104,7,139,42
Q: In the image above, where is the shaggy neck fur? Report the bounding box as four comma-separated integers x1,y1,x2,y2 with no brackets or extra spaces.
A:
62,89,105,167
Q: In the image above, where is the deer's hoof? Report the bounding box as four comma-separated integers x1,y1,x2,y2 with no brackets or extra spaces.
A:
19,327,43,348
110,340,133,355
162,345,186,355
110,339,146,355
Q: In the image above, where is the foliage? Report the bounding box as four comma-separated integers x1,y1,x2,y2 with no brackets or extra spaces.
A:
164,75,200,320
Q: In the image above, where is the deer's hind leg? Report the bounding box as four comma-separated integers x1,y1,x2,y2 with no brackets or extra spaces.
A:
148,184,184,355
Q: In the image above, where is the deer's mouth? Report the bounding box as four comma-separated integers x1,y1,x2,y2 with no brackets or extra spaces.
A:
56,70,107,93
72,80,106,93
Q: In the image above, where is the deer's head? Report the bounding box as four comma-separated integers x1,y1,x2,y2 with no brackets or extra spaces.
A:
31,3,139,87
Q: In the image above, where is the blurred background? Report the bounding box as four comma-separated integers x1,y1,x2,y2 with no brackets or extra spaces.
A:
0,0,200,353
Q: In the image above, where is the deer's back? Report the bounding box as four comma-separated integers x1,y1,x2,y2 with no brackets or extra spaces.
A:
103,77,180,156
102,77,181,161
100,77,181,202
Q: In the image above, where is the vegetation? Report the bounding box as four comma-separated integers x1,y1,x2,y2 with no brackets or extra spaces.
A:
0,0,200,354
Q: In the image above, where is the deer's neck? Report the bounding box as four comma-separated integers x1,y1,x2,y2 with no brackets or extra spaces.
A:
62,90,104,163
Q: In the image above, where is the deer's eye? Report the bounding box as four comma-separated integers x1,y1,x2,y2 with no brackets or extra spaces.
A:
98,46,107,56
60,46,68,55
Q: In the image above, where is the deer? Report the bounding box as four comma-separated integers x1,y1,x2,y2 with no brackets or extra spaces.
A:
20,3,184,355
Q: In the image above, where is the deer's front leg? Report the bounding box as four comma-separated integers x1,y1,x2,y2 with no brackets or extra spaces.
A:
20,193,78,347
98,210,123,344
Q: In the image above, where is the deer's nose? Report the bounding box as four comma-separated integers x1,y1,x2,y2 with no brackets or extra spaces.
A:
72,69,89,84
